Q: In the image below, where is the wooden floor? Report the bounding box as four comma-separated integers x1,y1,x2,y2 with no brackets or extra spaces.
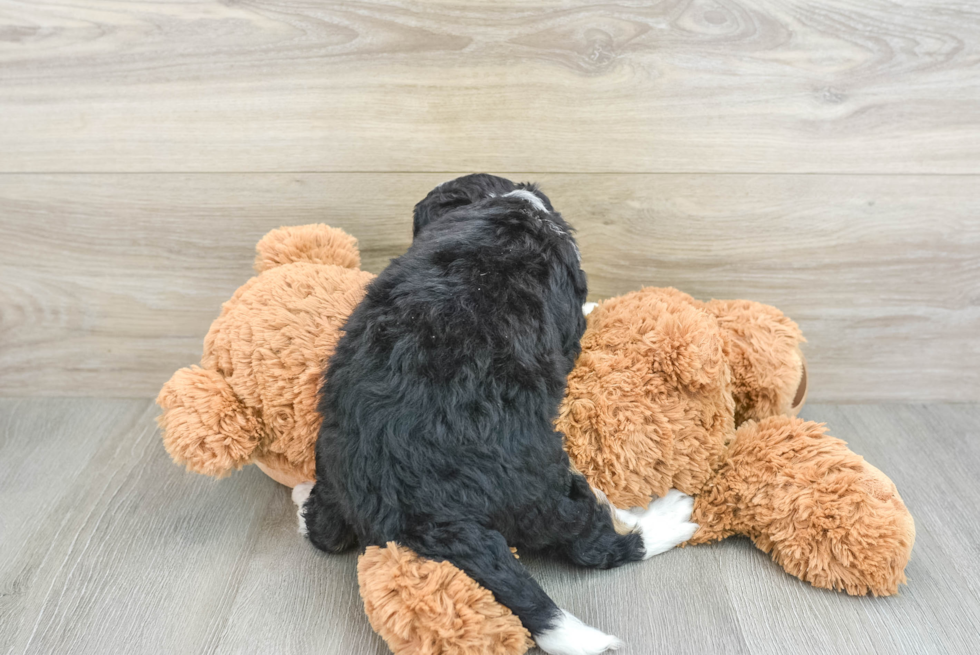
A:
1,399,977,655
2,1,979,403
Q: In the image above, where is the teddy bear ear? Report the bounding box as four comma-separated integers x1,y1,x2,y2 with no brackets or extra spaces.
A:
648,305,727,391
702,299,806,423
254,224,361,273
593,288,727,393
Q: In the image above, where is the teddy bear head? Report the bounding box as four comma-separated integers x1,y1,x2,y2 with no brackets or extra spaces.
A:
157,225,374,483
559,287,806,509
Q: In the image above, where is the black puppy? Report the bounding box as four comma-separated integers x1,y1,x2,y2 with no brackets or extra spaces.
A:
295,175,697,655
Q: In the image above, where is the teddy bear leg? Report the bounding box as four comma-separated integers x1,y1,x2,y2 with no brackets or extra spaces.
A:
702,299,807,424
687,458,744,546
156,366,261,477
709,415,915,596
358,543,534,655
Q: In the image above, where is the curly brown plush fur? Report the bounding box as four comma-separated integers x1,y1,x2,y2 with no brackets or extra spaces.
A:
691,416,915,595
559,288,912,596
704,298,808,424
559,286,732,509
352,289,911,655
359,543,533,655
158,225,914,655
157,225,373,482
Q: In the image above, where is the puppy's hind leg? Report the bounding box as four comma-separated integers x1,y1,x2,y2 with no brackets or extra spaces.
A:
293,482,358,552
404,521,623,655
531,475,697,567
526,474,646,569
594,486,698,559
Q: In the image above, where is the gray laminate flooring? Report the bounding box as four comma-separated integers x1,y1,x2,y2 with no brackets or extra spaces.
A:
1,400,978,655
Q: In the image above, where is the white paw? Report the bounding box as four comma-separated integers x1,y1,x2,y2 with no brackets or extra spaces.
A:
582,302,598,316
635,489,698,558
291,481,314,536
535,610,623,655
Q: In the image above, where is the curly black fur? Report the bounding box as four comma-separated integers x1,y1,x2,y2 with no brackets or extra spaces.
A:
304,174,645,637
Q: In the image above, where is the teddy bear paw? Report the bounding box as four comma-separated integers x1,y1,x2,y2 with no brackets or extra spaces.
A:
291,481,315,536
634,489,699,558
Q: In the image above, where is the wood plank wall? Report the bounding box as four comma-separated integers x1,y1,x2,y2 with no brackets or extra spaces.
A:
1,1,978,401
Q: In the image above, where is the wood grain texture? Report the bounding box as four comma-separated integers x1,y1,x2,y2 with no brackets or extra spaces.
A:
1,1,978,173
1,173,977,401
1,400,978,654
0,399,281,655
722,403,980,655
0,398,149,648
210,495,391,655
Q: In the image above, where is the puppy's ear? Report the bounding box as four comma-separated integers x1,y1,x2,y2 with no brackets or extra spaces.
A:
412,201,434,239
413,189,471,238
413,174,522,238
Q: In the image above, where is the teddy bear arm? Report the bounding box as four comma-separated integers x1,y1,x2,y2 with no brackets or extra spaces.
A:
687,471,743,545
707,415,914,595
156,366,262,477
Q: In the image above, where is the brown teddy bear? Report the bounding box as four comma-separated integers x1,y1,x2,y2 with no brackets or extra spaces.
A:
158,224,915,655
157,224,371,486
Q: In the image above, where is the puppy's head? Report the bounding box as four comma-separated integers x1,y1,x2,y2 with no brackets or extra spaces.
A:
413,174,554,238
415,174,583,302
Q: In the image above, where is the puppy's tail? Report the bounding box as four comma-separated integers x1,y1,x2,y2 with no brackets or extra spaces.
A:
254,224,361,273
156,366,260,477
393,521,623,655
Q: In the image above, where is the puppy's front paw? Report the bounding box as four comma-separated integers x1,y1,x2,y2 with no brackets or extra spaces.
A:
636,489,698,558
291,481,314,536
535,610,623,655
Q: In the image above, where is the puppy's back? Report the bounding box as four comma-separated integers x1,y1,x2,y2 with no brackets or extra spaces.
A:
316,197,586,538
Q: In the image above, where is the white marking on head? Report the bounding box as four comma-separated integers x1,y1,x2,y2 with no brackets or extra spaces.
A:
503,188,547,212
